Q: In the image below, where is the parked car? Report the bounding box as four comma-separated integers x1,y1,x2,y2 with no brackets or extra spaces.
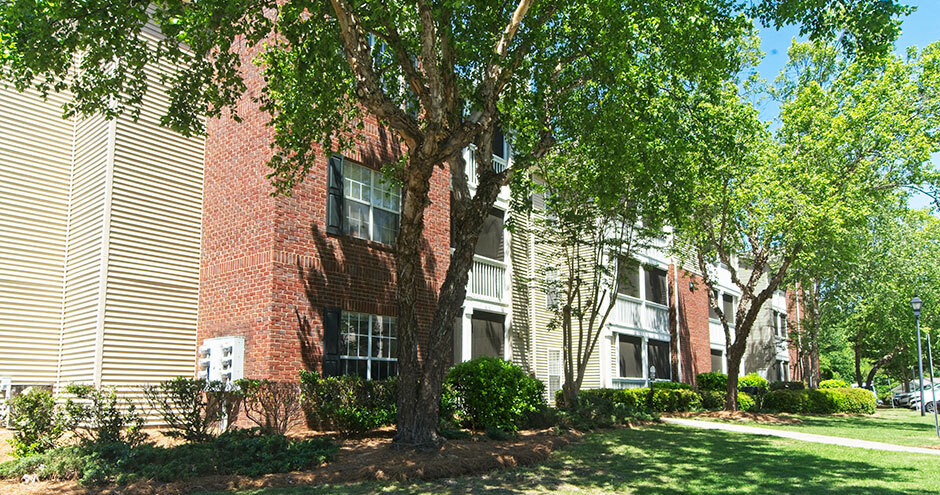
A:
896,383,939,407
906,384,940,410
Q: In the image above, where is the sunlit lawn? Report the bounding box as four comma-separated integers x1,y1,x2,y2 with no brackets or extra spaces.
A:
698,407,940,449
208,423,940,494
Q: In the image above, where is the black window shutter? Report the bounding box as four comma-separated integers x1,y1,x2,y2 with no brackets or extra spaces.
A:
326,155,344,235
492,126,505,159
322,307,342,377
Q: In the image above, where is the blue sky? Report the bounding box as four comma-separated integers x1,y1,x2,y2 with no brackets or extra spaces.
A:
753,0,939,211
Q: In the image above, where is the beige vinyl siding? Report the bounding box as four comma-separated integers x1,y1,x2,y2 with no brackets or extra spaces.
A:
521,208,604,403
58,115,110,386
0,87,73,384
100,27,203,387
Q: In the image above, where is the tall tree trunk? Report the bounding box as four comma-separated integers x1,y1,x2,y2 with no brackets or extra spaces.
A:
854,338,864,389
725,342,744,410
394,150,505,447
864,349,902,390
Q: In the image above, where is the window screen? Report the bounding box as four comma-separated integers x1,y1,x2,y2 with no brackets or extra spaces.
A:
618,334,642,378
474,208,504,261
617,257,640,297
647,339,671,380
645,267,668,305
710,349,723,372
709,291,719,320
723,294,735,325
471,311,505,359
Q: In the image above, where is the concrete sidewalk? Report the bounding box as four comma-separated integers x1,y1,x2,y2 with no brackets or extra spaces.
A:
661,417,940,456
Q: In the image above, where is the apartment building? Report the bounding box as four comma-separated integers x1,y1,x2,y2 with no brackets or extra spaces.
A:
1,42,799,404
0,26,204,400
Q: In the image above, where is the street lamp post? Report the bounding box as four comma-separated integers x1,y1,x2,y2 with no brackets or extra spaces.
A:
913,296,925,416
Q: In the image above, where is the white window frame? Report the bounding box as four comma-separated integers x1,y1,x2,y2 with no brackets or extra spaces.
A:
343,161,401,244
339,312,398,380
773,310,787,339
548,349,563,402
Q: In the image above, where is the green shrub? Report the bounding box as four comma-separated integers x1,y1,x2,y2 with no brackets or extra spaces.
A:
769,381,805,391
299,371,397,435
737,392,756,412
738,373,769,394
445,357,545,431
764,389,805,413
696,372,727,392
564,389,644,428
650,381,692,390
5,387,66,457
236,379,303,435
820,379,850,389
63,384,146,448
144,378,241,443
763,388,875,414
0,429,336,485
651,388,702,412
700,390,726,410
819,388,876,414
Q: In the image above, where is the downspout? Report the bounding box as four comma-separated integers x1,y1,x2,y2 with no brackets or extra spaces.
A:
673,260,682,382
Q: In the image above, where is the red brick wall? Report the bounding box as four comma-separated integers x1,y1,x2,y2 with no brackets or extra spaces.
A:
670,266,712,385
198,58,450,381
787,287,803,382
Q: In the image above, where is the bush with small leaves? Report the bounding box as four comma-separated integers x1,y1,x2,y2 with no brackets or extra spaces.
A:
237,379,304,435
445,357,545,431
819,379,850,389
299,371,397,435
5,387,66,457
737,373,769,394
763,388,875,414
144,378,241,443
63,384,146,448
696,372,727,392
769,381,805,391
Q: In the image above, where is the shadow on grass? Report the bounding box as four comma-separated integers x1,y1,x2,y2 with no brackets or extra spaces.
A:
218,424,932,495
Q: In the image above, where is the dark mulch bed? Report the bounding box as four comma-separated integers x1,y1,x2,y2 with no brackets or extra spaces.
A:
0,427,579,495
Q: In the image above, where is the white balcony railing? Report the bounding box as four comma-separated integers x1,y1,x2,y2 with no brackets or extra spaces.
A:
464,145,508,188
612,296,669,334
469,255,506,301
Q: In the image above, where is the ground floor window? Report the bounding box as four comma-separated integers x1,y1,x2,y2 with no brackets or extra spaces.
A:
339,312,397,380
470,311,505,359
647,339,671,380
710,349,723,373
618,334,643,378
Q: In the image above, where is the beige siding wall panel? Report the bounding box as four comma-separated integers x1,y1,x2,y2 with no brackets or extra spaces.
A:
0,86,72,384
101,33,203,388
58,114,110,386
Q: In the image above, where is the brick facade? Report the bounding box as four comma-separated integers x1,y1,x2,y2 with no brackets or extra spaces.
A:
670,266,713,384
197,59,450,381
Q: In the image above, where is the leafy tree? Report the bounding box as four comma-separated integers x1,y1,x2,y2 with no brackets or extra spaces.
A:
678,40,940,410
818,208,940,390
0,0,913,443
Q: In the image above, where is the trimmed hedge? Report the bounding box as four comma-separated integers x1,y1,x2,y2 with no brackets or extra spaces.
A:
699,390,757,411
696,372,727,392
764,388,875,414
561,386,701,428
738,373,769,394
819,379,850,389
649,381,692,391
298,371,397,435
444,357,545,431
769,381,805,391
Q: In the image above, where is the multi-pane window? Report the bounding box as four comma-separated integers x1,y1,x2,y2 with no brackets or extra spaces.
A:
618,334,643,378
709,291,720,320
343,161,401,244
548,349,563,401
339,312,397,380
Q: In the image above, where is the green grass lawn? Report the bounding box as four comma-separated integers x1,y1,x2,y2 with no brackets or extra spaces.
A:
698,408,940,449
204,423,940,495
